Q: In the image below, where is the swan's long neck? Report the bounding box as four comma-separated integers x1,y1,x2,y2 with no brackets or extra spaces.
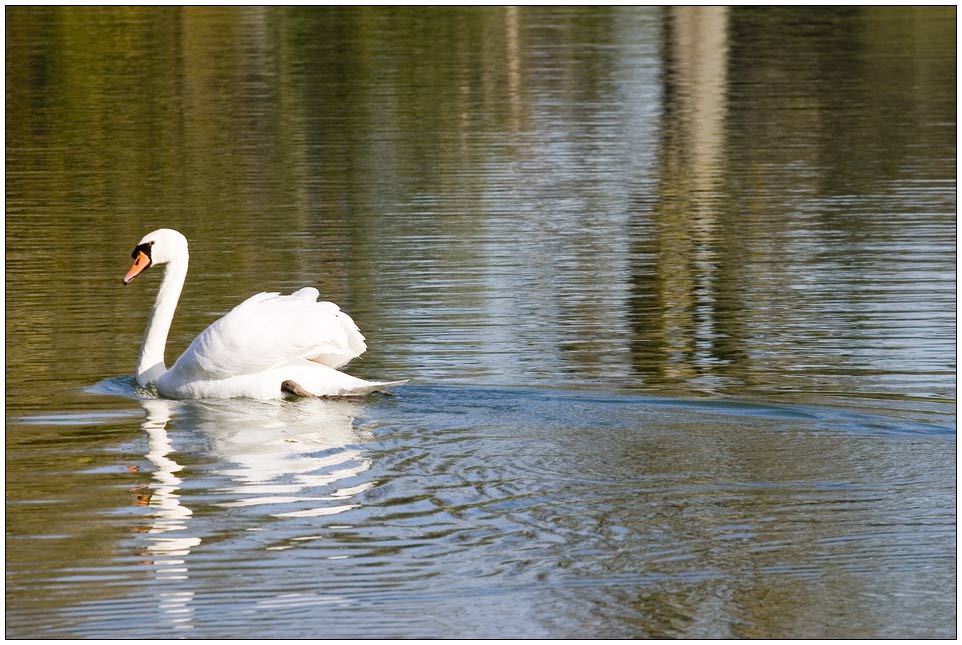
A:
136,256,188,386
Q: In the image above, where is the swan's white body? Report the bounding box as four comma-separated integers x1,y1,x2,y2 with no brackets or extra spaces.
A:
125,228,403,400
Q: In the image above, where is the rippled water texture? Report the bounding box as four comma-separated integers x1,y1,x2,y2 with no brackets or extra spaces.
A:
6,6,957,639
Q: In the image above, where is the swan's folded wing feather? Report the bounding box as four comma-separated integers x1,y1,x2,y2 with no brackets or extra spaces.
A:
168,290,367,382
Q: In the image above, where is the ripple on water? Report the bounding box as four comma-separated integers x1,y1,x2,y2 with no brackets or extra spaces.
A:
6,385,955,638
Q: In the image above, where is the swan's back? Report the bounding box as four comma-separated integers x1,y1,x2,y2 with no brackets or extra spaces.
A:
166,288,367,385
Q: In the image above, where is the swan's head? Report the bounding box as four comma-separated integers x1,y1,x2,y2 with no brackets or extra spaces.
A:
123,228,189,284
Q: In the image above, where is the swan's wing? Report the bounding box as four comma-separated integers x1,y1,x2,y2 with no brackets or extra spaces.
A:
168,289,367,382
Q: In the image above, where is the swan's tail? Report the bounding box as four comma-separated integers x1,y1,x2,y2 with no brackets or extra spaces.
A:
279,362,407,398
338,379,409,397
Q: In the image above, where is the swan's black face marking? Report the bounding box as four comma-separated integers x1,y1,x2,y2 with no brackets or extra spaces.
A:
131,241,154,263
123,242,155,284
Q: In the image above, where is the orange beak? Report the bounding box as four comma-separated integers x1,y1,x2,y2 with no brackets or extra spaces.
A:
123,251,152,284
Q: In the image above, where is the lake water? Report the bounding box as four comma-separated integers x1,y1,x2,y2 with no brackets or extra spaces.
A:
5,6,956,639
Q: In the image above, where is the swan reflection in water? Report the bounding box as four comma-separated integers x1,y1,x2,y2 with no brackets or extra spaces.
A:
132,395,372,631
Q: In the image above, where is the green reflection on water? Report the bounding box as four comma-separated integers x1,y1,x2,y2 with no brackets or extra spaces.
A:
7,6,954,405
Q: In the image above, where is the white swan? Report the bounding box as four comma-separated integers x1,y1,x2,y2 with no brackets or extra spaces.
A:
122,228,404,400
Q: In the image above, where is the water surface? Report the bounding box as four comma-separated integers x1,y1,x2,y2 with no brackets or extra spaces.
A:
6,6,956,638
